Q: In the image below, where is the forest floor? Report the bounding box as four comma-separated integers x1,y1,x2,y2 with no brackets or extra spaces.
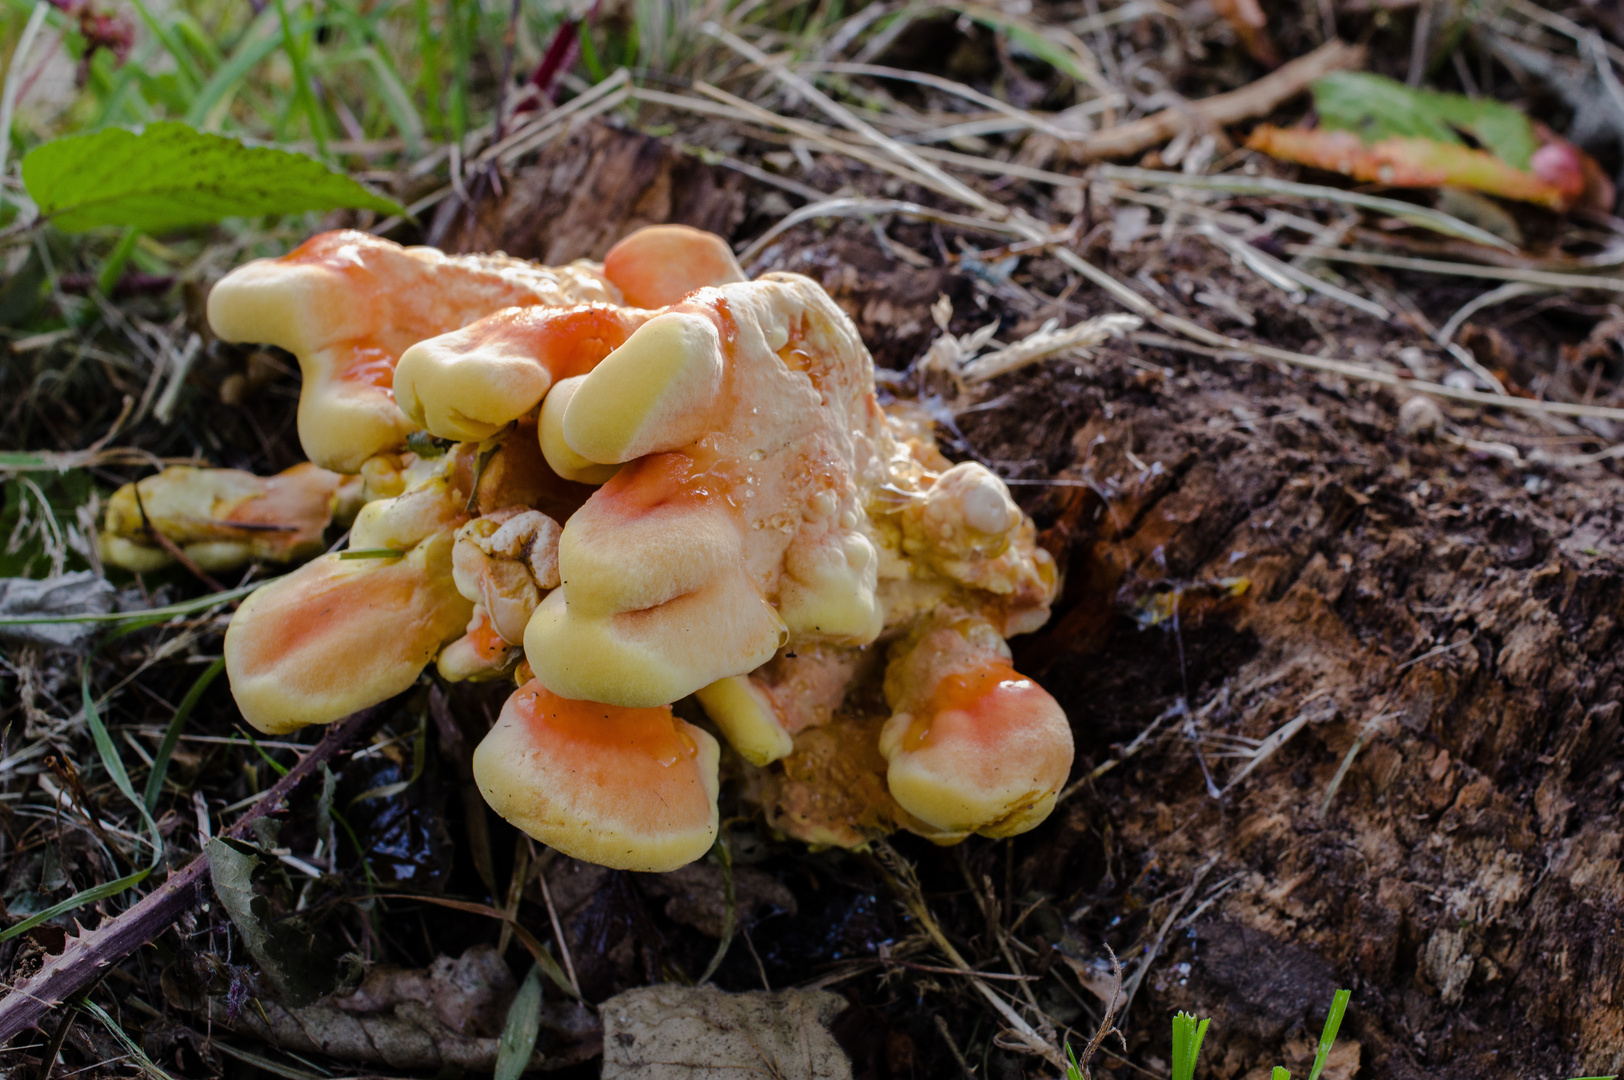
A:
3,2,1624,1079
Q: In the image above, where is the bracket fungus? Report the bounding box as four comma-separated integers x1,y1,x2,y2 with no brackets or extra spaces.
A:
176,224,1073,871
102,463,362,572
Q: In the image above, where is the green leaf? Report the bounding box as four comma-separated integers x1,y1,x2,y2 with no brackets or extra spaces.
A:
208,836,340,1006
1311,72,1540,170
0,865,153,943
494,963,543,1080
144,657,226,813
22,121,405,233
1171,1011,1211,1080
79,999,180,1080
1273,1069,1291,1080
1306,989,1351,1080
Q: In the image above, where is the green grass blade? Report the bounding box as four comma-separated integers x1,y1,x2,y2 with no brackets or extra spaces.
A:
1306,990,1352,1080
1066,1042,1085,1080
186,6,285,129
83,660,165,856
90,39,158,128
0,577,276,629
275,0,330,154
1171,1012,1211,1080
578,19,606,82
360,46,426,151
447,0,473,139
79,998,179,1080
242,727,292,778
697,834,735,983
494,963,543,1080
143,657,226,814
171,12,225,69
0,661,171,942
126,0,204,91
413,0,446,136
321,4,426,151
0,865,154,942
96,226,141,296
83,661,139,807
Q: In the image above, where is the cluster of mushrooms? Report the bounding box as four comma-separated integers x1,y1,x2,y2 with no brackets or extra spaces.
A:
102,226,1074,872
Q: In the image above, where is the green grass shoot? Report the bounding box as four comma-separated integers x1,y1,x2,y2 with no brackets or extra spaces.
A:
1307,989,1351,1080
1171,1011,1211,1080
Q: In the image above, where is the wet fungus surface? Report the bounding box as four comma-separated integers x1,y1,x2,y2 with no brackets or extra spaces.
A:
103,225,1074,871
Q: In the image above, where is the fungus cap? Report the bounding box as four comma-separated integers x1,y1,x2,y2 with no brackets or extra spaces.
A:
206,231,615,472
224,532,472,734
523,567,785,708
538,375,620,485
694,675,794,766
393,304,646,443
878,663,1072,837
877,614,1072,837
530,275,888,708
601,224,746,309
473,681,720,872
561,312,724,465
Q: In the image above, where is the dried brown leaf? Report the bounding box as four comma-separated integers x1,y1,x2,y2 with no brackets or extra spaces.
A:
601,986,851,1080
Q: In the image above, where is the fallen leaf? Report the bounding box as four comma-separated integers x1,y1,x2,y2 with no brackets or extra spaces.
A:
190,945,600,1072
636,862,797,938
207,837,343,1007
0,572,115,650
335,944,516,1036
601,986,852,1080
1246,127,1580,210
1311,71,1539,165
1246,71,1612,212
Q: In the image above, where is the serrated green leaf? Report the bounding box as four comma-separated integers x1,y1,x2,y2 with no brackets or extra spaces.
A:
22,121,405,233
1312,72,1540,170
494,963,543,1080
208,837,275,960
208,835,338,1006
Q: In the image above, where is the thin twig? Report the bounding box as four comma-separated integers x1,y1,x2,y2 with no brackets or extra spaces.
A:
1064,40,1364,161
1285,245,1624,292
874,844,1068,1070
1116,855,1218,1023
535,859,582,999
702,21,998,214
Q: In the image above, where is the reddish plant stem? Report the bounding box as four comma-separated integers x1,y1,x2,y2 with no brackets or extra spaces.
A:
0,707,383,1046
526,0,603,104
